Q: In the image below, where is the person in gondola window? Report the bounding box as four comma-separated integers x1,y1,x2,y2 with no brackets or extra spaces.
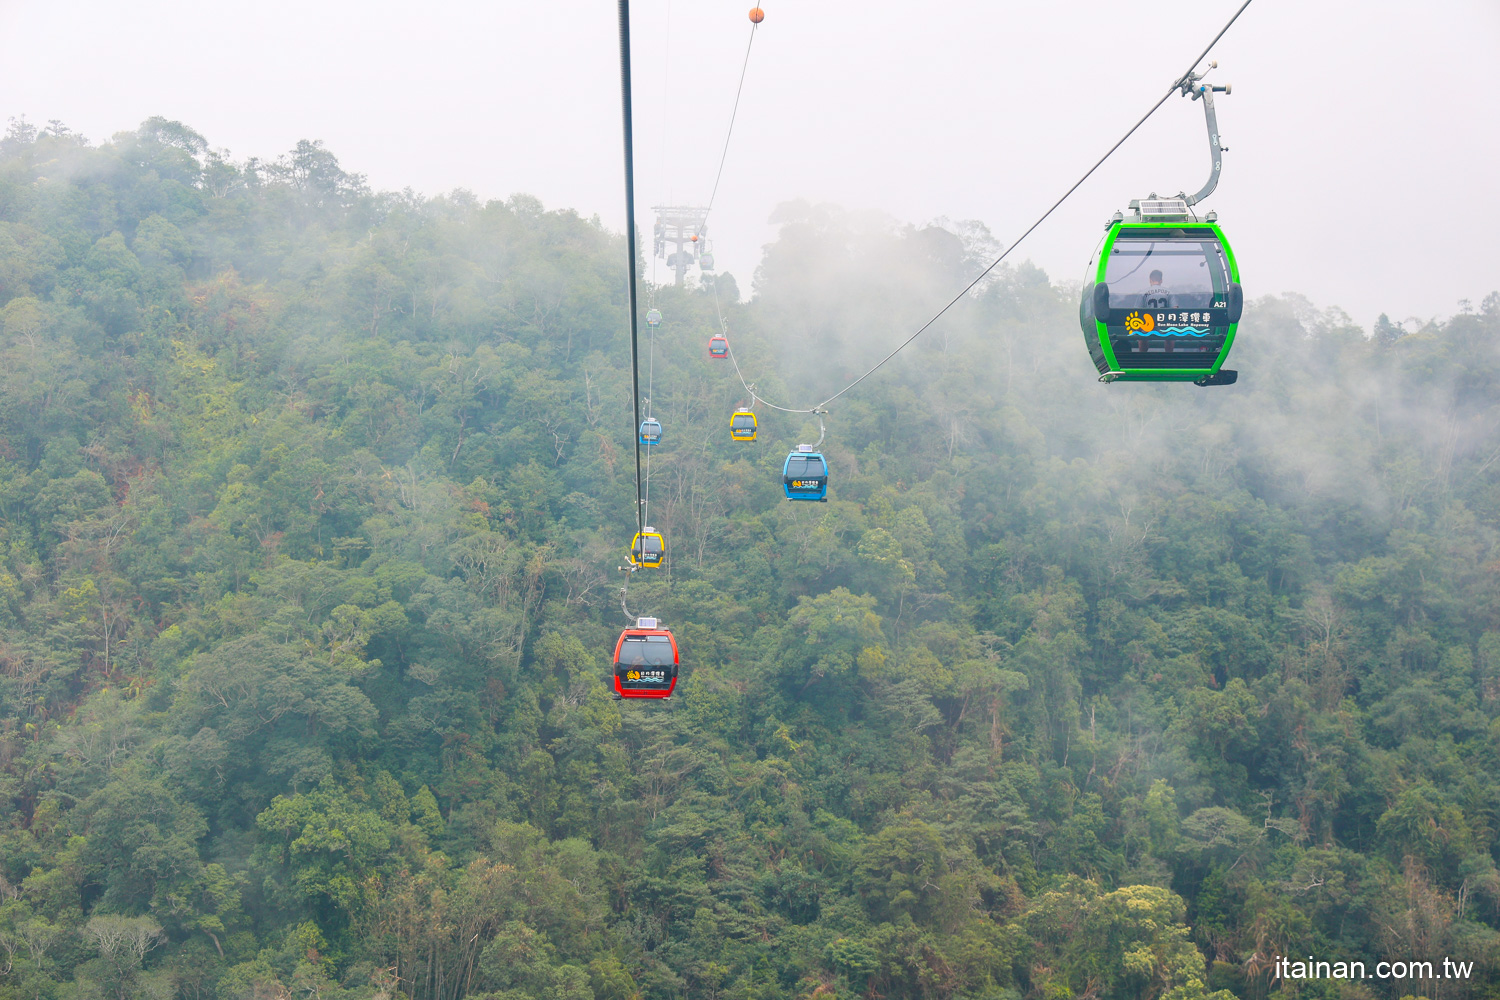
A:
1143,269,1172,311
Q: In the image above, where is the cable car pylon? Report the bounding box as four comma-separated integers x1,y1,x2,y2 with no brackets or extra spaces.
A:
653,206,710,286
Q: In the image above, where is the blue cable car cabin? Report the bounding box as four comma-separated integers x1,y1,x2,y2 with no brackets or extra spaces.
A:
730,409,757,442
782,447,828,502
639,417,662,446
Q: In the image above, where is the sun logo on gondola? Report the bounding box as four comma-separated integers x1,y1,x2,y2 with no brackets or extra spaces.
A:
1124,311,1155,333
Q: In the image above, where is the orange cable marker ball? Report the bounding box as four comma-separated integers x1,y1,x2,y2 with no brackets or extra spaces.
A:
691,234,699,242
749,7,764,23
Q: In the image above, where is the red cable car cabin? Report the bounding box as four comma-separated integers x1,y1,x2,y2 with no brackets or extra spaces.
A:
613,618,679,699
708,334,729,359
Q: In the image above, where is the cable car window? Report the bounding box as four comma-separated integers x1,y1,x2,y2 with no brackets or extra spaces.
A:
732,415,754,428
1105,240,1227,311
620,636,675,667
788,456,824,478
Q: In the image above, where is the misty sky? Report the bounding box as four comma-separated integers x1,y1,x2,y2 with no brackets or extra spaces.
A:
1,0,1495,330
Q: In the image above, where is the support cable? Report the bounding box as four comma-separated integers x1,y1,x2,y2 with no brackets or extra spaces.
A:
617,0,646,551
643,323,654,528
702,19,759,228
711,275,805,413
710,0,1255,416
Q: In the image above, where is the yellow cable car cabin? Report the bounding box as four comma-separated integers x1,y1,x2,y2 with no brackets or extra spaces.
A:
730,408,757,442
629,528,665,568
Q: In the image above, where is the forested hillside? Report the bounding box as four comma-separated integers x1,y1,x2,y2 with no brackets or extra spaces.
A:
1,118,1499,1000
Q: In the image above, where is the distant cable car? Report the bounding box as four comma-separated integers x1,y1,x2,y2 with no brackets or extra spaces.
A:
699,251,715,271
730,408,757,442
1080,200,1242,385
708,334,729,359
782,445,828,502
646,308,662,327
629,528,665,568
639,417,662,446
613,618,679,700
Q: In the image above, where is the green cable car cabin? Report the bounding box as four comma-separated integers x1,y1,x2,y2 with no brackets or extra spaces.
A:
1080,199,1243,386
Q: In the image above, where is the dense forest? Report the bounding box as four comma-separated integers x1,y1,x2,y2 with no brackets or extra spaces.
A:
0,116,1498,1000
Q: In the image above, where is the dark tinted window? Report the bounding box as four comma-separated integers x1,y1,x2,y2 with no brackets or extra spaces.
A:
619,636,675,667
787,456,825,479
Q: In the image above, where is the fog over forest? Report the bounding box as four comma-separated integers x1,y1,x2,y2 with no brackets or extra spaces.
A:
0,118,1498,1000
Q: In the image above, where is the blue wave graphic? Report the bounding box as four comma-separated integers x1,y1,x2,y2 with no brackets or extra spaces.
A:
1138,327,1212,337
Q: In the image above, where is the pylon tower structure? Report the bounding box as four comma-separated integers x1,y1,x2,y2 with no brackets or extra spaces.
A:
651,206,709,286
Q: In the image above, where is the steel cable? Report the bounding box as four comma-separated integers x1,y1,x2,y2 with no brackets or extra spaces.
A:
713,0,1256,416
617,0,646,550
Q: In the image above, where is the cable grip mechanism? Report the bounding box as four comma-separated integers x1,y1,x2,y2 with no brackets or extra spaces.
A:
1177,61,1233,207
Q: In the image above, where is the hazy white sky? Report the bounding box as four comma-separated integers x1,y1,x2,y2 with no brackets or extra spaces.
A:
1,0,1496,328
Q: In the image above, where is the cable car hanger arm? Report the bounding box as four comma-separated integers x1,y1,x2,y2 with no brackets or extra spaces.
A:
1179,63,1232,207
619,565,638,623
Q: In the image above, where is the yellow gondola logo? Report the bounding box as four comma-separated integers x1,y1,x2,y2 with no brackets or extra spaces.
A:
1124,311,1155,333
627,670,641,680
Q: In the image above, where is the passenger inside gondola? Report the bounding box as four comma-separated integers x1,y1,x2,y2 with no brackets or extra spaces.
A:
1102,238,1227,363
1107,242,1218,312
